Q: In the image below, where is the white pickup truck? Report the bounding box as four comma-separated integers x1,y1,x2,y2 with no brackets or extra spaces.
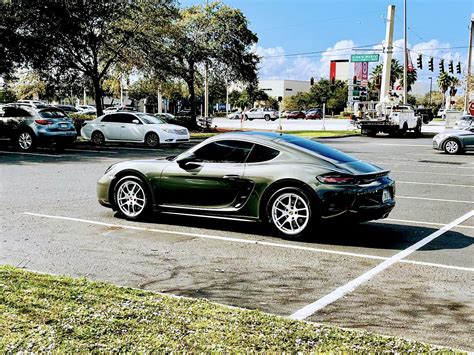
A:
244,108,278,121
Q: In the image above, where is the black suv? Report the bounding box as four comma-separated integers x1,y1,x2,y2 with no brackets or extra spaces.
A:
0,104,77,151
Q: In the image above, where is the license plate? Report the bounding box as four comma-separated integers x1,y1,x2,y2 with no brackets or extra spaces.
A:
59,123,68,129
382,189,391,203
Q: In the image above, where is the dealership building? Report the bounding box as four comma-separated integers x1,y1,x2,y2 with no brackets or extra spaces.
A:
258,79,311,100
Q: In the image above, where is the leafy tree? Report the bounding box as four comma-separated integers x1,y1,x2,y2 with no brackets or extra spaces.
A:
137,1,259,128
10,72,46,100
370,59,417,97
2,1,175,116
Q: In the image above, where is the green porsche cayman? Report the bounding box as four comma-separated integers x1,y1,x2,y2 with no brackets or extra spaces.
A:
97,131,395,239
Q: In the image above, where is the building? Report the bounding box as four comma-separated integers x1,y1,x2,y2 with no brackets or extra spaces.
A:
258,80,311,100
329,60,350,82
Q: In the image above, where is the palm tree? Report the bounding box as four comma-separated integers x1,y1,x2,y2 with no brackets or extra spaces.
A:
370,59,410,96
448,76,460,109
437,72,452,109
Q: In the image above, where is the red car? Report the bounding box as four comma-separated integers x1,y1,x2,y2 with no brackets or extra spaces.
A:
305,110,322,119
287,111,306,119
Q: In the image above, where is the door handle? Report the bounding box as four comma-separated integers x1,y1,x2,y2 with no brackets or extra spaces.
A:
121,125,125,128
223,174,239,180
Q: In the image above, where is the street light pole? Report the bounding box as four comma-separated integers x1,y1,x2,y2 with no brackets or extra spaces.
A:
403,0,408,104
428,76,432,107
204,0,209,119
463,14,474,113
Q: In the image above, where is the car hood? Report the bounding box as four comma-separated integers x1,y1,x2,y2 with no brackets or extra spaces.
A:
437,129,470,135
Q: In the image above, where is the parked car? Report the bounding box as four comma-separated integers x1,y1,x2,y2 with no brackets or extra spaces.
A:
154,113,176,122
437,108,447,119
0,103,77,151
432,123,474,154
76,105,97,115
96,131,395,239
54,104,80,113
103,105,137,114
287,111,306,119
227,109,241,120
168,110,213,129
81,112,189,148
244,107,278,121
16,100,46,107
414,108,434,124
305,110,322,120
454,115,474,129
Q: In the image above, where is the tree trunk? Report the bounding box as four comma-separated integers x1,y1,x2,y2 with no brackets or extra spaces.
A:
186,71,198,131
93,77,103,116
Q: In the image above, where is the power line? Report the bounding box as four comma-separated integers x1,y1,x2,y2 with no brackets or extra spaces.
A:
263,44,379,59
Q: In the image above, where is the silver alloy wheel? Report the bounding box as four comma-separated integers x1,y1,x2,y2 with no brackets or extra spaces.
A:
116,180,147,218
271,192,310,236
444,140,459,154
18,132,33,150
145,132,159,147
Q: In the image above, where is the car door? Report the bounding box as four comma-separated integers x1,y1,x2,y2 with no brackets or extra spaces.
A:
462,126,474,150
119,113,144,141
100,114,122,140
159,139,254,209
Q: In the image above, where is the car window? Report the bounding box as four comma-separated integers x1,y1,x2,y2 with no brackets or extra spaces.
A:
137,114,165,124
101,114,119,123
194,140,254,163
3,107,32,117
281,136,357,163
119,113,138,124
39,110,67,118
246,144,280,163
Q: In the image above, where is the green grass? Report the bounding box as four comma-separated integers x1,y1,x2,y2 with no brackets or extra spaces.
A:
0,266,448,352
191,130,359,139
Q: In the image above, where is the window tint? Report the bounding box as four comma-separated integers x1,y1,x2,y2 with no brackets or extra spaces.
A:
283,137,356,163
194,140,254,163
3,108,31,117
246,144,280,163
101,114,119,123
119,113,138,124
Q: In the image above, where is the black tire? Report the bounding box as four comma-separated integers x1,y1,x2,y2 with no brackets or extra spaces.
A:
145,132,160,148
398,123,408,137
443,139,462,154
264,114,270,121
265,187,314,240
367,130,377,137
414,121,422,137
91,131,105,146
16,130,36,152
113,175,151,220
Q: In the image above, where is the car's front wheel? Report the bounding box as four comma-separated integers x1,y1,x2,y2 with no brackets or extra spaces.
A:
266,187,313,239
114,176,150,220
444,139,461,154
264,114,271,121
145,132,160,148
17,130,36,152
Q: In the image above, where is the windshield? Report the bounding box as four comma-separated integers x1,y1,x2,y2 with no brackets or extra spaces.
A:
136,113,165,124
39,110,68,118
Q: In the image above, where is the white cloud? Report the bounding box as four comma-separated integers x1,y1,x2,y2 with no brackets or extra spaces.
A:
318,40,356,78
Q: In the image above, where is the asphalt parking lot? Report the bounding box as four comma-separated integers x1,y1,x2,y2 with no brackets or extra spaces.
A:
0,135,473,350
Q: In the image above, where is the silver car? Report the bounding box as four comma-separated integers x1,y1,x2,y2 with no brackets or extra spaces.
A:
454,115,474,129
432,123,474,154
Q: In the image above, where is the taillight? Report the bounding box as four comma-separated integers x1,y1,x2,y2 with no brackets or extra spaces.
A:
35,119,53,125
317,175,355,184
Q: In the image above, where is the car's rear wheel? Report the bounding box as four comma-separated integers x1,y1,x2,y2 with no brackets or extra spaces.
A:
91,131,105,146
266,187,313,239
444,139,461,154
264,114,270,121
114,176,150,220
145,132,159,148
17,131,36,152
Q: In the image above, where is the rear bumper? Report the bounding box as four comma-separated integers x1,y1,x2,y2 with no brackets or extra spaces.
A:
37,131,77,145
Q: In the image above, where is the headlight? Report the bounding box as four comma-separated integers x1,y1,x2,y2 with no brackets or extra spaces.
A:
163,128,178,134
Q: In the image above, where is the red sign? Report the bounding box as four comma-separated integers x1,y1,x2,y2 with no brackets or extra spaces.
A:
354,62,368,81
330,61,337,81
469,101,474,116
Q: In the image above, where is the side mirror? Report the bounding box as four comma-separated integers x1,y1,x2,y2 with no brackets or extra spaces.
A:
176,153,202,169
132,119,140,124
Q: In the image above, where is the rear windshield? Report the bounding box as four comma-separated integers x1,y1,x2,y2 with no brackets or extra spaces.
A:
39,110,68,118
282,136,357,163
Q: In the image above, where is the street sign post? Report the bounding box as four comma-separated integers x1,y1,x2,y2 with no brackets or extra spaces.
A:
351,54,380,62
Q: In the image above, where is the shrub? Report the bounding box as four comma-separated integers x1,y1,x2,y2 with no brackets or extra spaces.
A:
68,113,96,135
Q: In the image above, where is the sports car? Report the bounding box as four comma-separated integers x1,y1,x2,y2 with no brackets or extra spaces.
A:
97,131,395,239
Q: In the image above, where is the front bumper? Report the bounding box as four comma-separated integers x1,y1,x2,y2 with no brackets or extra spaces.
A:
97,174,114,208
432,138,443,150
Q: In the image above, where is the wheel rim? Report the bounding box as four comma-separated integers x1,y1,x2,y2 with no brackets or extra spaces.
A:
19,132,32,150
146,133,158,147
445,140,458,153
92,132,104,145
116,180,146,217
271,192,310,235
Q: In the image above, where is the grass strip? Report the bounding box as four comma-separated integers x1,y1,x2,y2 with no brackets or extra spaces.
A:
0,266,447,352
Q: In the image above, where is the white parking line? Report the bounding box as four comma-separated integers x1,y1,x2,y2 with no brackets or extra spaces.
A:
397,196,474,204
398,181,474,188
374,162,474,170
289,210,474,320
66,148,118,154
384,218,474,230
392,170,474,177
0,151,64,158
368,143,431,147
23,212,474,271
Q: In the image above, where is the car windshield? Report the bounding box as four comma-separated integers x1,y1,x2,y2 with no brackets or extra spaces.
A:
38,110,68,118
137,114,165,124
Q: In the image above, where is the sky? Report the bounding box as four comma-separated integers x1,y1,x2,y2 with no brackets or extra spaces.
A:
180,0,474,86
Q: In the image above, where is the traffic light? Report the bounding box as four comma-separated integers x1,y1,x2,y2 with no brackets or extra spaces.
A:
428,57,434,71
456,62,461,74
449,61,454,73
417,54,422,69
310,77,314,86
360,87,368,101
439,59,444,73
352,76,357,85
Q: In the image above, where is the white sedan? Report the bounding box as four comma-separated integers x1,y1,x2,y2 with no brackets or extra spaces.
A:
81,112,190,148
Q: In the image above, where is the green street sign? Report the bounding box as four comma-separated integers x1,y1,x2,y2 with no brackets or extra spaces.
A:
351,54,380,62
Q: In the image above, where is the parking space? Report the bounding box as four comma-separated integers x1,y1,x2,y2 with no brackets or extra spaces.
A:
1,135,472,350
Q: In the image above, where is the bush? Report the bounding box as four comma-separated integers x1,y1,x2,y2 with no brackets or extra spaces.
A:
68,113,96,135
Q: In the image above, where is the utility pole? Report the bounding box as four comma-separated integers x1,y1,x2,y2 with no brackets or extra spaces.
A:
204,0,209,119
428,76,433,107
403,0,408,104
83,87,87,105
380,5,395,101
225,78,229,117
463,14,474,113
